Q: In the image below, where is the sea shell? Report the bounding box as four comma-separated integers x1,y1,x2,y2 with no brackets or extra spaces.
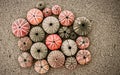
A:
58,27,71,38
30,42,48,59
43,8,52,17
76,50,91,65
18,52,33,68
18,37,32,51
42,16,60,34
76,36,90,49
59,10,75,26
36,1,45,10
61,39,77,56
46,34,62,50
65,57,77,70
52,5,62,15
34,60,49,74
27,8,43,25
47,50,65,68
12,18,30,37
73,17,91,35
29,26,45,42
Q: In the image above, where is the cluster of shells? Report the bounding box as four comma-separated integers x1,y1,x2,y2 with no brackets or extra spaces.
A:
12,1,92,74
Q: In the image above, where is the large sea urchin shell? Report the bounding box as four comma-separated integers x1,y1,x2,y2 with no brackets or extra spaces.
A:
61,39,77,56
30,42,48,59
73,17,91,35
47,50,65,68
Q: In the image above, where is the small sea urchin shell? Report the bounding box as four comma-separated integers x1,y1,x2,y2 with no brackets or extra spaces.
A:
65,57,77,70
27,8,43,25
30,42,48,59
36,1,45,10
29,26,45,42
43,8,52,17
59,10,75,26
73,17,91,35
12,18,30,37
61,39,77,56
18,52,33,68
52,5,62,15
42,16,60,34
58,27,71,38
76,36,90,49
46,34,62,50
47,50,65,68
18,37,32,51
34,60,49,74
76,50,91,65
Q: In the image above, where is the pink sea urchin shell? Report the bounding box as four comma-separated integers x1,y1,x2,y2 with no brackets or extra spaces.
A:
43,8,52,17
52,5,61,15
12,18,30,37
46,34,62,50
18,52,33,68
59,10,75,26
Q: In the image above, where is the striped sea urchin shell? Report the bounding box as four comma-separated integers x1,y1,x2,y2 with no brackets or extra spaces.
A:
61,39,77,56
47,50,65,68
43,8,52,17
46,34,62,50
52,5,62,15
76,50,91,65
73,17,91,35
12,18,30,37
18,52,33,68
42,16,60,34
36,1,45,10
29,26,45,42
18,37,32,51
65,57,77,70
27,8,43,25
59,10,75,26
76,36,90,49
58,27,71,38
30,42,48,59
34,60,49,74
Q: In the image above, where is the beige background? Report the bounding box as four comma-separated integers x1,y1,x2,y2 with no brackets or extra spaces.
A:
0,0,120,75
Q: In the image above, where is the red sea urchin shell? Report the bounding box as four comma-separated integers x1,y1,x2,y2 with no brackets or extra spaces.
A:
18,52,33,68
12,18,30,37
27,8,43,25
43,8,52,17
52,5,62,15
76,36,90,49
46,34,62,50
47,50,65,68
34,60,49,74
18,37,32,51
59,10,75,26
76,50,91,65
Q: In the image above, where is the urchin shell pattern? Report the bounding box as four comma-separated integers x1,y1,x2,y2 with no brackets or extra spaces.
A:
65,57,77,70
18,52,33,68
18,37,32,51
27,8,43,25
30,42,48,59
36,1,45,10
47,50,65,68
43,8,52,17
42,16,60,34
52,5,62,15
29,26,45,42
76,50,91,65
59,10,75,26
58,27,71,38
34,60,49,74
46,34,62,50
12,18,30,37
76,36,90,49
61,39,77,56
73,17,91,35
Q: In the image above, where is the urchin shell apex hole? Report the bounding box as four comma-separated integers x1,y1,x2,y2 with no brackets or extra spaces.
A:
24,59,27,62
37,49,40,53
39,4,42,6
68,46,71,49
33,15,35,17
49,23,53,26
23,42,26,45
66,16,69,19
64,31,66,33
40,66,43,68
83,56,86,59
81,23,85,27
35,33,38,36
19,26,21,28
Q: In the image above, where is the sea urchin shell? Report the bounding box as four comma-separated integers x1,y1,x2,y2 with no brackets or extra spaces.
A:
52,5,62,15
36,1,45,10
